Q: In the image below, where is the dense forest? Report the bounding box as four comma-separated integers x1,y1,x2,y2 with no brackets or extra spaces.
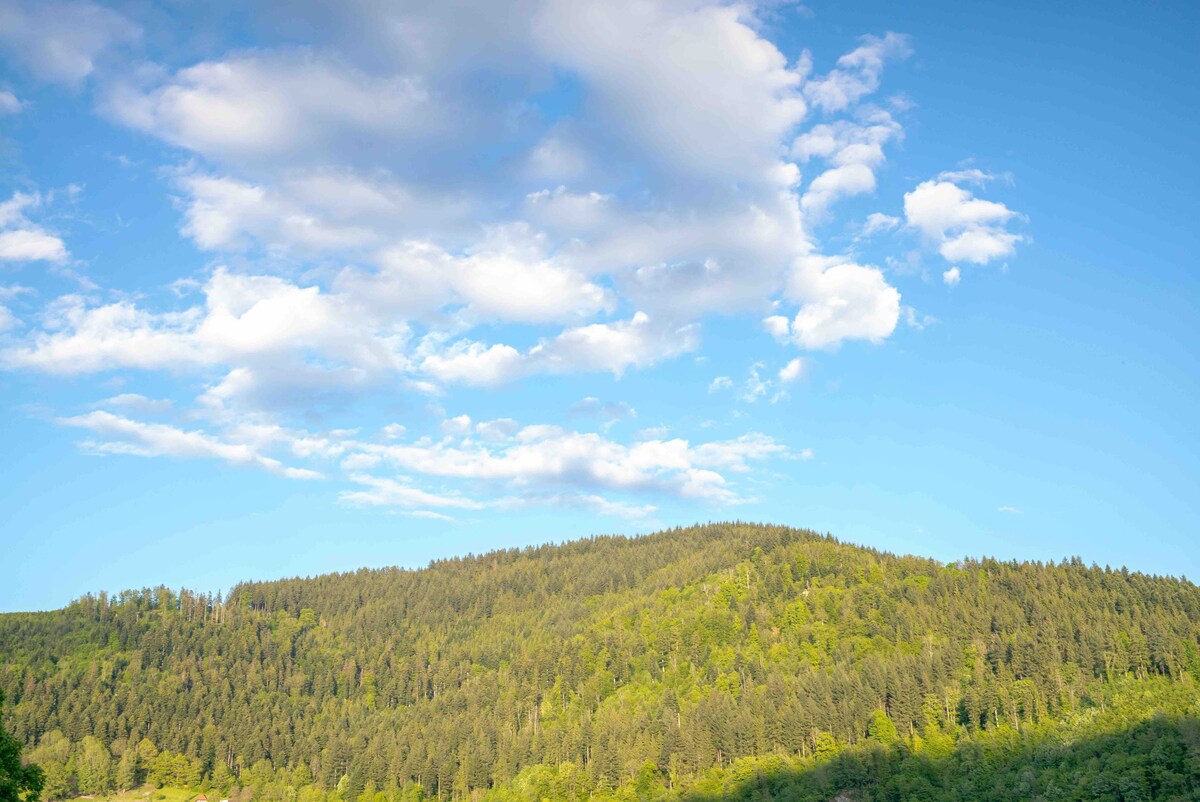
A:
2,523,1199,801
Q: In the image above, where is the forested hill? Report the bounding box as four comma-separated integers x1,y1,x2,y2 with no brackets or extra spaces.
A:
3,523,1200,801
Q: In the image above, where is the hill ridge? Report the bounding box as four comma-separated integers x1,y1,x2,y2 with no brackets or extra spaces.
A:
3,522,1199,801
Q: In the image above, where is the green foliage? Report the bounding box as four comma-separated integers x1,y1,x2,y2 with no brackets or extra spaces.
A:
679,679,1200,801
866,710,898,745
2,523,1199,801
0,691,43,802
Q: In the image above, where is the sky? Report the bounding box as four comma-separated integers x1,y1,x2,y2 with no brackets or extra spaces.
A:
0,0,1197,612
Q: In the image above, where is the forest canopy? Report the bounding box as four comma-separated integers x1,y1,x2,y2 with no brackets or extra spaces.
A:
2,523,1199,801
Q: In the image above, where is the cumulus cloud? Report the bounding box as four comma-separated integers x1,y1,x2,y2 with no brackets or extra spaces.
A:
801,163,876,217
0,229,68,262
802,33,911,113
105,50,432,164
778,358,806,383
943,266,961,286
0,4,1022,523
534,0,808,187
3,268,410,394
177,172,384,253
904,174,1025,264
795,108,903,217
420,313,700,386
0,191,69,263
6,18,922,415
773,256,901,349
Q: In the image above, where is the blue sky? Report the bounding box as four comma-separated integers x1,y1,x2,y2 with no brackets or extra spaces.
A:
1,0,1196,612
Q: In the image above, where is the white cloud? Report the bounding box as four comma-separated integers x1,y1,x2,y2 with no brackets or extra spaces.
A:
708,376,733,393
568,397,636,425
179,210,613,326
0,191,69,263
534,313,699,375
380,423,407,440
349,423,788,505
106,50,432,163
96,393,173,414
177,172,381,253
0,229,68,262
3,269,412,403
525,132,589,181
860,212,901,237
720,359,805,404
776,256,901,349
778,358,806,383
0,90,22,114
902,305,935,331
939,228,1023,264
176,169,481,259
0,0,139,85
405,509,458,522
421,312,700,386
534,0,807,187
0,12,970,525
904,176,1025,264
740,362,770,403
440,414,473,436
419,340,524,386
1,21,921,418
635,425,670,440
942,266,961,286
58,410,322,480
794,108,903,217
450,240,614,324
498,492,658,522
936,168,994,184
907,178,1012,231
763,315,791,341
339,473,482,510
44,397,792,518
475,418,519,442
802,163,876,216
997,505,1021,514
802,33,911,113
691,432,789,473
524,186,615,233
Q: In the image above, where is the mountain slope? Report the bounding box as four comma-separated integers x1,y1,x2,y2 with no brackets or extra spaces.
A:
2,523,1199,801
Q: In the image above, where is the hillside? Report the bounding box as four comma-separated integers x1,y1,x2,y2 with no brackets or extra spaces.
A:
2,523,1199,801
